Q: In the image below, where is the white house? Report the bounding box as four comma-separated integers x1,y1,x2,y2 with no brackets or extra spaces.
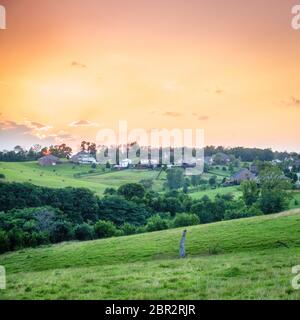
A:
140,159,158,166
79,155,97,164
70,151,97,164
120,158,132,168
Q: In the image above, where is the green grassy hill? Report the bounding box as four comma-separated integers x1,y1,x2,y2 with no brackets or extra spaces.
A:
1,161,300,209
189,185,242,199
0,161,166,195
1,209,300,300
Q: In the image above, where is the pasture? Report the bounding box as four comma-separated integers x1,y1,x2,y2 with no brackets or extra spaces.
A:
1,209,300,299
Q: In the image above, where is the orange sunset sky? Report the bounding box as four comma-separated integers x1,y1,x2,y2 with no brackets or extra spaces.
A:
0,0,300,152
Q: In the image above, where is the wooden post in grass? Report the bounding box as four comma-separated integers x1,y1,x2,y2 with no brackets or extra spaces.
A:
179,229,187,258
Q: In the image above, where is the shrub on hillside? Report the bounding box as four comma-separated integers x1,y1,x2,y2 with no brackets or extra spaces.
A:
0,182,100,223
0,206,70,250
73,223,94,241
98,195,150,226
172,213,200,228
166,168,184,190
0,173,5,179
104,188,117,196
224,203,262,220
117,183,145,200
121,223,137,235
50,221,73,243
139,179,154,190
259,167,292,214
0,230,10,253
149,196,183,216
94,220,118,238
146,215,169,232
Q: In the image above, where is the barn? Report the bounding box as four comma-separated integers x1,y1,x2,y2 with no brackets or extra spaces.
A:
38,155,61,166
228,168,256,185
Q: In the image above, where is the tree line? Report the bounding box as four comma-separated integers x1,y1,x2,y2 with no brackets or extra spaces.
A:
1,144,299,163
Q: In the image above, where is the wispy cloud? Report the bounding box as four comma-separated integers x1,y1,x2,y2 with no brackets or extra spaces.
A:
0,120,19,130
192,113,210,121
0,119,53,138
204,87,224,95
0,118,81,150
52,131,76,143
198,115,210,120
25,121,53,131
71,61,87,68
215,88,223,95
282,96,300,108
69,120,101,127
0,119,57,150
163,112,182,117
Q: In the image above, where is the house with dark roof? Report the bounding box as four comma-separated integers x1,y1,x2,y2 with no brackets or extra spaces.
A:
38,155,61,166
212,152,231,165
226,168,256,185
250,162,259,175
70,151,97,164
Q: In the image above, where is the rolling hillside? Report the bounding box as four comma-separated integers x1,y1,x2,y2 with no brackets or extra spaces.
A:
1,161,299,207
1,210,300,299
0,161,166,195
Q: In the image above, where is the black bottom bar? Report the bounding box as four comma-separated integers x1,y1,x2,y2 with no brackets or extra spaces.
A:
0,300,299,318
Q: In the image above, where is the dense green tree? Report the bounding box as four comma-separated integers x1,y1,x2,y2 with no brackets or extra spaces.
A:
208,175,217,188
117,183,145,200
104,187,117,196
161,197,183,216
259,166,292,214
229,163,235,174
73,223,94,241
190,196,215,223
191,175,201,187
0,183,100,223
166,168,184,190
172,213,200,227
94,220,118,238
146,215,169,232
0,230,10,253
224,200,262,220
284,169,298,183
120,223,137,235
241,180,260,206
49,221,73,243
98,195,150,226
49,144,72,159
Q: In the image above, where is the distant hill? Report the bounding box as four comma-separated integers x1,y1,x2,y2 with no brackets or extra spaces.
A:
0,161,166,195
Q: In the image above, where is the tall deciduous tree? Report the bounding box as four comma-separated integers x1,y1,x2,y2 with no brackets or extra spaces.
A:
259,166,292,214
241,180,260,206
166,168,184,190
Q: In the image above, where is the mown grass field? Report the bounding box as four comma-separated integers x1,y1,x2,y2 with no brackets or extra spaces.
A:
0,162,166,195
1,210,300,299
189,186,242,200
